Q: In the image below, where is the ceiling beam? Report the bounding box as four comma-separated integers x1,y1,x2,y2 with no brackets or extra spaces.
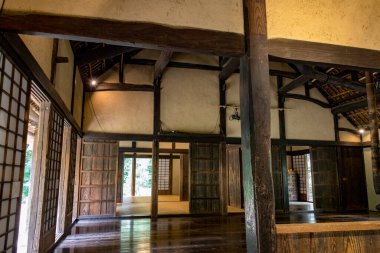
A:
331,93,380,114
0,11,244,57
278,73,313,94
312,70,367,92
219,57,240,81
154,50,173,79
90,83,154,92
268,38,380,71
76,45,136,66
284,93,331,108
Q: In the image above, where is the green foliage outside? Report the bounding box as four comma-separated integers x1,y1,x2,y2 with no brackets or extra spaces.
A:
123,158,152,197
22,144,32,201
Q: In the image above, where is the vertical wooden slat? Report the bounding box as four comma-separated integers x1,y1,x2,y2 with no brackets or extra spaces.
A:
227,145,243,208
131,153,136,197
219,142,228,215
72,137,82,221
240,0,276,252
151,140,159,219
116,151,124,203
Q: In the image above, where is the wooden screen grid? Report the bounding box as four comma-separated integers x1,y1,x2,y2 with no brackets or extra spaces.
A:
65,130,77,226
0,48,31,252
292,155,307,200
79,141,118,217
158,158,170,194
42,107,64,235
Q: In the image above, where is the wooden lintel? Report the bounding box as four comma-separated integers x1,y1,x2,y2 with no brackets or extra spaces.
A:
89,83,154,92
76,45,136,66
338,127,361,136
0,11,244,57
219,57,240,81
119,147,188,154
284,93,331,108
154,50,173,79
268,38,380,71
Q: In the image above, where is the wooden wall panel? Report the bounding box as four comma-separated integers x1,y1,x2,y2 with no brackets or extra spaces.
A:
189,143,220,214
311,147,339,212
277,230,380,253
179,154,189,201
339,147,368,211
271,144,284,212
226,145,243,208
0,48,31,253
116,152,123,203
79,141,118,217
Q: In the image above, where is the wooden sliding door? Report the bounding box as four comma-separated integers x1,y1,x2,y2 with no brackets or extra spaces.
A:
158,158,172,195
0,49,31,253
227,145,243,208
189,143,221,214
79,141,118,217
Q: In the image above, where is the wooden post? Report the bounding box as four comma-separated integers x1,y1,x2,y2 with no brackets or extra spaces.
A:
131,153,136,197
365,72,380,209
151,77,161,218
240,0,276,252
151,139,159,219
277,76,289,212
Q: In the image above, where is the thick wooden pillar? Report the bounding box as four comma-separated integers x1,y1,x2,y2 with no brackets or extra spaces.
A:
240,0,276,252
365,72,380,205
131,153,136,197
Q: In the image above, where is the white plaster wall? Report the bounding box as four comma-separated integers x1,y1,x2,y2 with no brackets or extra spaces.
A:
338,117,361,142
267,0,380,51
83,92,153,134
363,148,380,211
172,159,180,195
20,35,53,79
285,86,335,141
6,0,244,34
54,40,74,109
161,68,220,134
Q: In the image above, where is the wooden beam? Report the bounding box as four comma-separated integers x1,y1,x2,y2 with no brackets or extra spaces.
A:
76,45,136,66
219,79,226,136
331,93,380,114
278,73,313,94
0,33,82,135
338,127,361,136
70,59,76,113
240,0,276,252
89,83,154,92
219,57,240,81
312,70,366,92
119,54,125,83
119,147,188,154
284,93,331,108
154,50,173,79
0,11,244,57
365,72,380,201
268,38,380,71
50,38,59,83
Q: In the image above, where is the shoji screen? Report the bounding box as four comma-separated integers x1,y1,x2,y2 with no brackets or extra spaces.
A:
0,48,31,253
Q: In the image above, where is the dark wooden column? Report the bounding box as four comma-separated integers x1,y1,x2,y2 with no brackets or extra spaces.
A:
277,76,289,212
365,72,380,202
131,153,136,197
240,0,276,252
151,77,161,219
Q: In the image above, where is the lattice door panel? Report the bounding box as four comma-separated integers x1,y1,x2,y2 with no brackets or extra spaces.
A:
65,130,77,228
0,49,31,253
292,154,307,201
79,141,118,217
158,158,172,195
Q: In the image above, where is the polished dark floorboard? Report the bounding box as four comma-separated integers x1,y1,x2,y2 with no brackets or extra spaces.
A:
54,213,380,253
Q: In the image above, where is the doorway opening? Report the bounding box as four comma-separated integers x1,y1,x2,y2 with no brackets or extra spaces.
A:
287,146,314,212
17,95,40,252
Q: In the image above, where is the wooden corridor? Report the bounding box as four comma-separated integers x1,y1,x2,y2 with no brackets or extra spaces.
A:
54,214,380,253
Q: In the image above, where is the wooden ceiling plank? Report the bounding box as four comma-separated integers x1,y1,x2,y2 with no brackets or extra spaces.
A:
76,45,136,66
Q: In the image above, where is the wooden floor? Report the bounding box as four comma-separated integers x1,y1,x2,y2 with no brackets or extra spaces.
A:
54,213,380,253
